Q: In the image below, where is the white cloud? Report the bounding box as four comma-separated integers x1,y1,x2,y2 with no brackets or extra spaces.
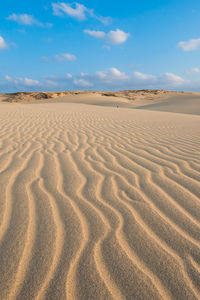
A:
187,67,200,75
109,68,128,79
84,29,129,45
55,53,77,62
52,2,111,24
2,69,189,92
107,29,130,45
132,71,185,88
66,73,73,78
7,13,52,27
45,79,58,87
73,78,93,87
133,72,155,80
84,30,106,39
133,71,184,86
7,13,39,25
80,72,89,77
43,73,73,87
5,75,12,81
161,73,184,85
0,36,8,49
23,78,40,86
96,67,129,82
52,2,87,20
178,38,200,51
94,16,112,26
5,75,40,87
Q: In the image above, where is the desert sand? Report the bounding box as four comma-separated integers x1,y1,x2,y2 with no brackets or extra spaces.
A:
0,91,200,299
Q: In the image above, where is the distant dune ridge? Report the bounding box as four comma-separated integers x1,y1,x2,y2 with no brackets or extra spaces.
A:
0,91,200,299
1,89,200,114
0,89,182,104
1,89,175,101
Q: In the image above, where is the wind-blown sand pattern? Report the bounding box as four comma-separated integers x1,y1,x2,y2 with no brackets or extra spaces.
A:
0,100,200,300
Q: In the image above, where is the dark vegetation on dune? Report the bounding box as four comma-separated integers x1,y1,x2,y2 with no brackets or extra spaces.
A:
1,90,179,103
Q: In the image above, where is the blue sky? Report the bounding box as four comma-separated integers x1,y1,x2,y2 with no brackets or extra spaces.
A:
1,0,200,92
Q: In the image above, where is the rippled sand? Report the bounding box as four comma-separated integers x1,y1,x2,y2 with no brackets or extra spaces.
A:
0,102,200,300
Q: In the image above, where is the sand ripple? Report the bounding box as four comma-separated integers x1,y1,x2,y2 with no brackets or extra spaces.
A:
0,103,199,300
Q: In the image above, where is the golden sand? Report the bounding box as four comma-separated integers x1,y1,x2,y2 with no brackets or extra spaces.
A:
0,93,199,299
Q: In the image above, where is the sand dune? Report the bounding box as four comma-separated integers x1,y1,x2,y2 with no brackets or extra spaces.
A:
1,89,176,104
135,94,200,115
1,89,200,114
0,101,200,299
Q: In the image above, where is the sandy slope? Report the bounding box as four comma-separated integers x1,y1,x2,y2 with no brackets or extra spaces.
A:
0,101,200,300
135,94,200,115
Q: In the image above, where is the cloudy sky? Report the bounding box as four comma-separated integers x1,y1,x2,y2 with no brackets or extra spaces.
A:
1,0,200,92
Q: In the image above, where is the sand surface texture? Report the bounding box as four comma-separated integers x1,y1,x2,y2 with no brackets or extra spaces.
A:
0,94,200,299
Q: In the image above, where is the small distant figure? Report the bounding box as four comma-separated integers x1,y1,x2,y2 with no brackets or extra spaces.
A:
117,105,119,108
